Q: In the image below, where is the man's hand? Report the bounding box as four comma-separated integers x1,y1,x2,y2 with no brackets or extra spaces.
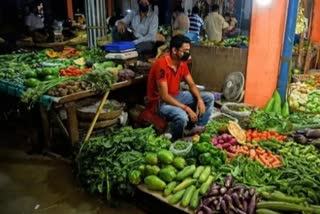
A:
185,107,198,123
117,21,127,34
197,99,206,116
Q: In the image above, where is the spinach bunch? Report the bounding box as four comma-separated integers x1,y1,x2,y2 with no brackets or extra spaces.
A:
249,110,292,134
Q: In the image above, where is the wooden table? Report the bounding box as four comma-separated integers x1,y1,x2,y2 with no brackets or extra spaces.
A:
41,75,147,146
137,185,192,214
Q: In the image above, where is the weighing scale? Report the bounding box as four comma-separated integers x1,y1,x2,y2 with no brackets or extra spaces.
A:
105,51,139,60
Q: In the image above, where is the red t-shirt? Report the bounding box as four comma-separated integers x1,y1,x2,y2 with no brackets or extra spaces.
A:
147,54,190,110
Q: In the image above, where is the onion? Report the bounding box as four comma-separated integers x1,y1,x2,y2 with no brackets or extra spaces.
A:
229,138,238,145
218,140,225,144
221,134,229,141
216,144,223,150
212,138,218,145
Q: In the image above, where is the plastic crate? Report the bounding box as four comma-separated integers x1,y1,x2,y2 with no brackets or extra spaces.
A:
103,42,136,52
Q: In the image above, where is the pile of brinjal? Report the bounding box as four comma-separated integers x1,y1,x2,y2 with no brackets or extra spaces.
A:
196,176,258,214
292,129,320,148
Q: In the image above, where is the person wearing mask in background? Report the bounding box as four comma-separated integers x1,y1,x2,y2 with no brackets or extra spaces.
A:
188,6,204,39
147,35,214,141
224,12,239,38
204,4,229,42
113,0,158,54
172,6,190,36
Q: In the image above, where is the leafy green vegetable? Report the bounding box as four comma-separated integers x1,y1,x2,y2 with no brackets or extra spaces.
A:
249,110,292,134
76,126,170,200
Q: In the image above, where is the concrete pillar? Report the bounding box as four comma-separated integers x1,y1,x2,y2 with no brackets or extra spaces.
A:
244,0,288,107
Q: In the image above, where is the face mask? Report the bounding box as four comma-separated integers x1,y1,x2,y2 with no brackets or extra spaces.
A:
180,52,190,61
139,3,149,12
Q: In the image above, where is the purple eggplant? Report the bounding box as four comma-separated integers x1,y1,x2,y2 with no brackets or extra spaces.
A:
223,194,233,206
249,188,256,197
231,192,243,209
247,194,257,214
196,210,204,214
220,200,228,214
202,205,212,214
220,187,227,195
203,196,218,206
243,190,249,199
239,187,245,197
213,200,219,206
224,175,233,188
208,189,220,196
234,208,246,214
242,200,248,213
229,185,245,193
293,134,308,144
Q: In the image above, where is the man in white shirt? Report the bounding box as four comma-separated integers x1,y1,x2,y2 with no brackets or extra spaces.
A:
113,0,158,54
25,3,44,32
204,4,229,42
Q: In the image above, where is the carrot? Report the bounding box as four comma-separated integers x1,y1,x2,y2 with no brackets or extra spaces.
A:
259,155,271,166
249,149,256,159
227,152,236,159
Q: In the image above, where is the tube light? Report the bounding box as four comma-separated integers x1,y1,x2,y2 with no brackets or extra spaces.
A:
255,0,273,7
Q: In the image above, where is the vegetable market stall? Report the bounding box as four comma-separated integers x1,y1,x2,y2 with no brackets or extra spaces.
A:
75,99,320,214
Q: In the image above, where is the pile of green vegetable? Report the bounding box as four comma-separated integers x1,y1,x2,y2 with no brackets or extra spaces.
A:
141,149,218,210
76,126,170,200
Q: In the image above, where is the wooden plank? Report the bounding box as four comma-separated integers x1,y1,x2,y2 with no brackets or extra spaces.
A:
65,102,79,144
53,76,148,104
137,185,192,214
54,90,97,104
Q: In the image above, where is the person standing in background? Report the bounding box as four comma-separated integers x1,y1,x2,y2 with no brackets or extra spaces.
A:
188,6,204,39
172,6,190,36
224,12,239,38
204,4,229,42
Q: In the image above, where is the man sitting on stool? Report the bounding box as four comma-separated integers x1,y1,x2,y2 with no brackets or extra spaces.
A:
112,0,158,55
147,35,214,141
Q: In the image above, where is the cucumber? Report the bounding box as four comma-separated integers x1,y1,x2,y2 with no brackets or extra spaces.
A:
181,185,196,207
256,209,282,214
257,201,314,212
193,166,205,179
176,165,196,181
199,175,214,195
163,181,177,197
190,189,200,210
168,189,186,205
173,178,196,193
269,191,306,203
198,166,211,183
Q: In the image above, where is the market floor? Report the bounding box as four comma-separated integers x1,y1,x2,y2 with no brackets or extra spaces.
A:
0,147,145,214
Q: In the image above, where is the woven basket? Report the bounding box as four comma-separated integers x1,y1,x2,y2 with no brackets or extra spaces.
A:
77,109,122,121
79,118,119,129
